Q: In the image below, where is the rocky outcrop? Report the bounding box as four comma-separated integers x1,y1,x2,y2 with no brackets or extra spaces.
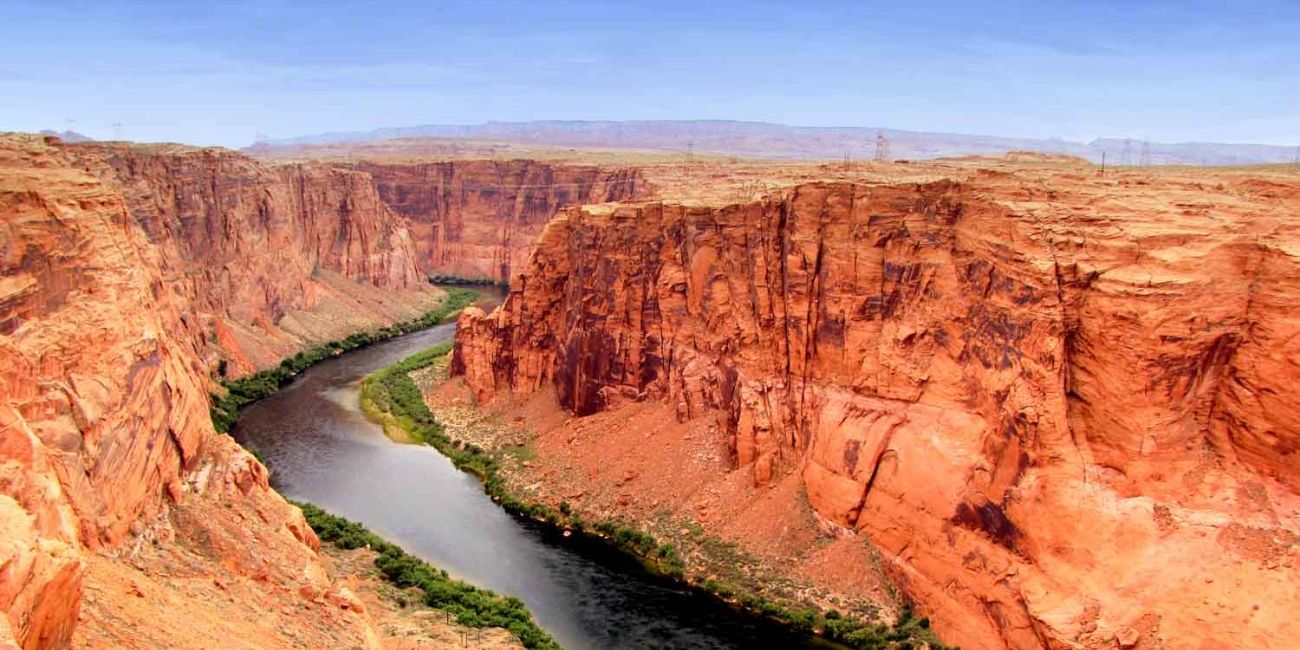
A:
356,160,644,283
65,143,438,377
455,176,1300,649
0,133,435,648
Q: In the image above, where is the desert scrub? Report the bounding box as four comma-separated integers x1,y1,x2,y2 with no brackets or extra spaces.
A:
209,288,477,433
426,273,507,287
296,501,560,650
361,341,455,444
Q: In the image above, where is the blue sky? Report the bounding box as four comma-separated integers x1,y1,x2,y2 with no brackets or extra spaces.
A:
2,0,1296,147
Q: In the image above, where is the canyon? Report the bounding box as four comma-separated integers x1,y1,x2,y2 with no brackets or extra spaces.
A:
452,159,1300,649
4,126,1299,650
0,133,518,649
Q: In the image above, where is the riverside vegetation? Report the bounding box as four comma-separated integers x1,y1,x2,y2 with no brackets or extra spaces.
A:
426,272,508,287
209,287,479,434
295,502,561,650
204,287,562,649
361,344,953,650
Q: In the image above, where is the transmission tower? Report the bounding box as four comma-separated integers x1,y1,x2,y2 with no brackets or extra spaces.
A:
1139,141,1151,167
1293,146,1299,166
873,130,890,162
1120,139,1132,166
111,121,123,140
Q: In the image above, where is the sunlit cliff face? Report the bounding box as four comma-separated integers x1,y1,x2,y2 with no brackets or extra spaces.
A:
454,174,1300,650
1,134,434,649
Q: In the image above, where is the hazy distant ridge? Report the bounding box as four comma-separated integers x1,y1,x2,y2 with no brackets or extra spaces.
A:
260,120,1298,166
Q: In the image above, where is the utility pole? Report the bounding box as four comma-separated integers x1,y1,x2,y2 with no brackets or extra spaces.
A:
1139,141,1151,167
685,141,694,181
873,130,890,162
1100,151,1106,176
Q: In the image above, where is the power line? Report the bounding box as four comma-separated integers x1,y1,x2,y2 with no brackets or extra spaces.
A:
210,173,640,193
685,141,695,181
402,177,643,192
471,178,641,191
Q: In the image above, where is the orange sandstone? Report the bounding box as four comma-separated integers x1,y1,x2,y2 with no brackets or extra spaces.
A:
356,160,644,283
0,133,435,649
455,165,1300,649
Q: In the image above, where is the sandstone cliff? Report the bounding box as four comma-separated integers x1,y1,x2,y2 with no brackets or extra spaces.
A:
63,143,439,377
356,160,643,284
0,134,438,649
454,172,1300,649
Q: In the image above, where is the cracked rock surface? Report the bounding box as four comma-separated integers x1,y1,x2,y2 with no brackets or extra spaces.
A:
455,165,1300,650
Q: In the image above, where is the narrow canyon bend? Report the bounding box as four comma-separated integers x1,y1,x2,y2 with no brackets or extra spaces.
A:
2,129,1298,650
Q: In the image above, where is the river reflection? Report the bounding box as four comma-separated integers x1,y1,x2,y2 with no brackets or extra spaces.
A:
235,288,839,649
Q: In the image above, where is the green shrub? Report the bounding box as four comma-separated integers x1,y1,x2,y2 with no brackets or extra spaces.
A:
296,502,559,650
209,289,477,433
427,274,507,287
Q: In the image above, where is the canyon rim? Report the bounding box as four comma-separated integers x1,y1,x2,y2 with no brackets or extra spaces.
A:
4,3,1300,649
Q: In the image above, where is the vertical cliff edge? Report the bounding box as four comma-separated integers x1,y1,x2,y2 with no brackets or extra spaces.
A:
356,160,645,284
66,142,440,377
454,175,1300,649
0,133,439,648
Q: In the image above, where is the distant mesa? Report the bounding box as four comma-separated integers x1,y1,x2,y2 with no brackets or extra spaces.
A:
39,129,94,142
252,119,1299,166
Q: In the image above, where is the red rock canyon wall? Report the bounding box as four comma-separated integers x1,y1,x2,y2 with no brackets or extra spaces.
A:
1,134,435,648
454,179,1300,649
356,160,644,284
66,143,438,377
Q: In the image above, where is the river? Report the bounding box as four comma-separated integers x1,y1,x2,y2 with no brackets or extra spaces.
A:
234,290,839,650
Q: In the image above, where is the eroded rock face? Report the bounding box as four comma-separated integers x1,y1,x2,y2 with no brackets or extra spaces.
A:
357,160,644,283
0,134,428,648
65,143,437,377
455,178,1300,649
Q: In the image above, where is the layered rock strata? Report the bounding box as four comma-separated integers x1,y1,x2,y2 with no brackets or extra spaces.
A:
454,176,1300,649
356,160,644,283
65,143,437,377
0,134,437,648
